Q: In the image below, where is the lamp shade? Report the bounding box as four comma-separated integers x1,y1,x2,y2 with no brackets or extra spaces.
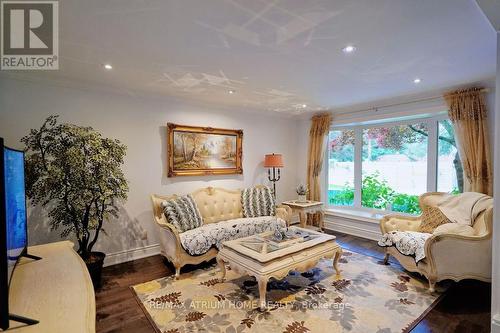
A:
264,154,284,168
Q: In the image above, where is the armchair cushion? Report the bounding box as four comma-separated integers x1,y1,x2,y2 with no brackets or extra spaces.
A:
241,186,275,218
378,231,432,263
179,216,286,256
433,223,475,237
161,195,203,232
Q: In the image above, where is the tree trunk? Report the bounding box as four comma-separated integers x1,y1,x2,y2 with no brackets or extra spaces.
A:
181,136,188,162
407,123,463,193
191,142,198,161
80,233,90,260
453,151,464,193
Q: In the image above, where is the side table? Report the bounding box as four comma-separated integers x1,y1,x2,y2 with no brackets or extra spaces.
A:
281,200,324,231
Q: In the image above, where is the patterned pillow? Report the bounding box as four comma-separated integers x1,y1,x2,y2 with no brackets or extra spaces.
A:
241,186,276,218
419,206,451,233
161,195,203,232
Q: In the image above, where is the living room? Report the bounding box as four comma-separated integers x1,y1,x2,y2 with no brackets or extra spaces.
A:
0,1,499,332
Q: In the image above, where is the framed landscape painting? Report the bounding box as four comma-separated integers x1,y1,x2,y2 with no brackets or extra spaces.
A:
167,123,243,177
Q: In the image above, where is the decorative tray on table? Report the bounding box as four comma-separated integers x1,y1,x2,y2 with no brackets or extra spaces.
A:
255,228,312,248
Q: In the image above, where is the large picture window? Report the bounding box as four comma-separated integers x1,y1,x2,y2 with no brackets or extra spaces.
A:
328,130,355,206
327,115,462,215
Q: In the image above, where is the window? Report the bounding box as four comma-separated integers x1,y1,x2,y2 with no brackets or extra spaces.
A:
362,123,428,214
327,115,462,215
328,130,354,206
437,120,462,194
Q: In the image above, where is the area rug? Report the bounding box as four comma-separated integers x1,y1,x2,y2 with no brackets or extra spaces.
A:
131,251,445,333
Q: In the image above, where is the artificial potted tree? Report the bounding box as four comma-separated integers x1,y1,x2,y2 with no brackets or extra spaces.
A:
22,115,129,288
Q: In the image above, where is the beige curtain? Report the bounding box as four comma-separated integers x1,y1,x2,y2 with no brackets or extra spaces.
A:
444,87,492,195
307,113,332,225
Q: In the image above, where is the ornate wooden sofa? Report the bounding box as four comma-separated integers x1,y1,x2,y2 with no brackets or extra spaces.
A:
151,186,292,278
379,192,493,291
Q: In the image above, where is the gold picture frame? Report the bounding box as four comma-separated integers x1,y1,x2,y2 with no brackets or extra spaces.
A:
167,123,243,177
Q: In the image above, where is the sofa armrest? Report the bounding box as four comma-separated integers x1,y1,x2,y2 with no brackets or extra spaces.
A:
423,233,492,280
276,204,292,226
153,214,183,256
155,214,181,235
380,214,422,234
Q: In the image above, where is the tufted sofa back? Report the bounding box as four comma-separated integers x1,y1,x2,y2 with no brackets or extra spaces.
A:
151,187,243,227
191,187,243,224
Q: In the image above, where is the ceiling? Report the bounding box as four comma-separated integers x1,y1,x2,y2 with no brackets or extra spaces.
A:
1,0,496,115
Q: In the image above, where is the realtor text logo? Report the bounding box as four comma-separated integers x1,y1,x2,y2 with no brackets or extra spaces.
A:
1,1,58,70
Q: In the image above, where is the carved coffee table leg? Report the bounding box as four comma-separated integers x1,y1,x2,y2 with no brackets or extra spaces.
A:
257,277,268,310
216,256,226,279
333,249,342,276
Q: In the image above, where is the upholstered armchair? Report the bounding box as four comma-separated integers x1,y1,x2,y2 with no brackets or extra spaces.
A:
379,192,493,292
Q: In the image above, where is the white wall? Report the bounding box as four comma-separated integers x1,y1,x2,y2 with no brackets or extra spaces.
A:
0,78,299,262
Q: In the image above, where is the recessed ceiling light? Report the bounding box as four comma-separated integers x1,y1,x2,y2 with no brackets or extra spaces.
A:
103,64,113,70
302,104,307,108
413,78,421,84
342,45,356,53
228,90,235,94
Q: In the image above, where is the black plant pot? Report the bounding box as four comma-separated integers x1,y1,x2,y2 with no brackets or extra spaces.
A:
85,252,106,289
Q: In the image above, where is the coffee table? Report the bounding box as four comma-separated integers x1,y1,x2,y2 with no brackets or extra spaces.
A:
216,226,342,310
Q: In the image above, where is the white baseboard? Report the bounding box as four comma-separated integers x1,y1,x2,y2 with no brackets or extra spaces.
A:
324,214,381,241
104,243,161,267
289,211,381,241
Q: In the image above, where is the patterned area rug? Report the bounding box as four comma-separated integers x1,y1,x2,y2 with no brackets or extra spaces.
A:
131,251,445,333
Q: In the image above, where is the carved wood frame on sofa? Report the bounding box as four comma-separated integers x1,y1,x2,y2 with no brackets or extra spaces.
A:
151,186,292,278
379,192,493,292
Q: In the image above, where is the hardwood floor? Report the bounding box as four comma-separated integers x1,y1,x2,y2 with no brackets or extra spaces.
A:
95,232,491,333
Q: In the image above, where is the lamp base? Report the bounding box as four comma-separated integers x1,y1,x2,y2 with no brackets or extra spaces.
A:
267,167,281,199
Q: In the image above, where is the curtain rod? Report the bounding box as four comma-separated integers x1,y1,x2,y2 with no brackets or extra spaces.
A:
335,88,490,116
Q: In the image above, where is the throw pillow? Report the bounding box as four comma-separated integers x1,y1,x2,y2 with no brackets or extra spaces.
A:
419,206,451,233
241,186,276,218
161,194,203,232
433,223,475,237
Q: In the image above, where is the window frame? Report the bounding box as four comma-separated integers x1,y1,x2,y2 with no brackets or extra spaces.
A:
325,113,450,214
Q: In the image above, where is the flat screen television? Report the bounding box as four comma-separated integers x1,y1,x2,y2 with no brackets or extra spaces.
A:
0,138,39,330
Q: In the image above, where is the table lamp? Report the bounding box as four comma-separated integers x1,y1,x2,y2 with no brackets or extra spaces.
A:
264,153,284,198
